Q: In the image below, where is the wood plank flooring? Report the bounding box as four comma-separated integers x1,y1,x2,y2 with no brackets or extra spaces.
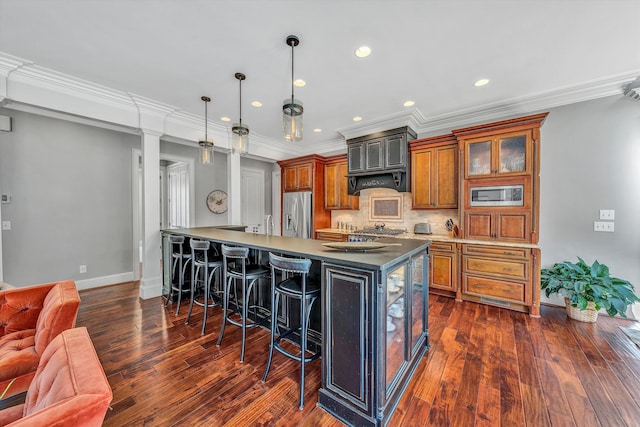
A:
71,282,640,426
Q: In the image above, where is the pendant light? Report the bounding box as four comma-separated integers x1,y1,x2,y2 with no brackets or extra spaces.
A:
232,72,249,155
198,96,214,165
283,35,303,142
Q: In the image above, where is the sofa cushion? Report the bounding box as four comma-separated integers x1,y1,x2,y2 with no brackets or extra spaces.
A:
0,329,39,396
0,285,52,337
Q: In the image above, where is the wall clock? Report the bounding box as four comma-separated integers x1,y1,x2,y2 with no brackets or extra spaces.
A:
206,190,228,214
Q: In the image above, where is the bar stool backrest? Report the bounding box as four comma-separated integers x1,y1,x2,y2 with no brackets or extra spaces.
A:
268,253,311,275
169,235,186,256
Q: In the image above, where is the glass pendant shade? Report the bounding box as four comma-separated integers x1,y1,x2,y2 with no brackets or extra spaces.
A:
199,96,213,165
282,98,303,141
283,35,303,142
232,72,249,155
198,139,214,165
232,123,249,155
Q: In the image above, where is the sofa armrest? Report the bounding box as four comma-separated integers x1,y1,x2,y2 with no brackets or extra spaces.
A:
34,281,80,356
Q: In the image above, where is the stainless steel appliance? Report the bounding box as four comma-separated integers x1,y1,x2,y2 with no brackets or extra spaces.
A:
413,223,431,234
470,184,524,207
282,191,312,239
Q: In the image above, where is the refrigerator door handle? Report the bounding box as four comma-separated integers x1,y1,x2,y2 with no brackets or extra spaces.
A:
292,196,298,236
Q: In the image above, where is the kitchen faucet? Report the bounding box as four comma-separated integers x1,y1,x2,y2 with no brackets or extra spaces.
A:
265,214,275,236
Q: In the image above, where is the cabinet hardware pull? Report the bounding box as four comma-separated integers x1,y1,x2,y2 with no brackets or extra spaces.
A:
504,252,516,255
503,267,517,272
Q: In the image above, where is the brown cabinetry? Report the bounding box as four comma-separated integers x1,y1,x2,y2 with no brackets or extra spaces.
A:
410,135,458,209
324,155,359,210
283,163,313,192
316,231,348,242
464,210,530,242
429,242,459,298
462,130,532,179
461,244,534,311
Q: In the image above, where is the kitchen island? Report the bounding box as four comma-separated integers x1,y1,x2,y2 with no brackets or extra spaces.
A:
161,227,430,426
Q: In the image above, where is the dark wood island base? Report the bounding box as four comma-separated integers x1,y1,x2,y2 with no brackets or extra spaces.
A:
162,227,430,426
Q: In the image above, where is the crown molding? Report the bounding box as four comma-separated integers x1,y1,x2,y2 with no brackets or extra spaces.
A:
337,109,423,140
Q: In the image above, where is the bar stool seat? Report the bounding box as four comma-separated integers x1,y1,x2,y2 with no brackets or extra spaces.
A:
165,235,192,315
217,244,270,362
186,239,223,335
262,252,320,409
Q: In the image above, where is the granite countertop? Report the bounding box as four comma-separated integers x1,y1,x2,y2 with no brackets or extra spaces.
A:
316,228,539,249
164,227,429,270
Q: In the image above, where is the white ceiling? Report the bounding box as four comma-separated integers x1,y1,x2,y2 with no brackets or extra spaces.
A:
1,0,639,149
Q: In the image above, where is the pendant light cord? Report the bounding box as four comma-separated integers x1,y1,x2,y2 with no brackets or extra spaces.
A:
239,78,243,126
204,100,208,142
291,41,295,106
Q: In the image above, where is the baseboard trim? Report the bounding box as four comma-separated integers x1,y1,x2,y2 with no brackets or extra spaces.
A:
75,272,134,291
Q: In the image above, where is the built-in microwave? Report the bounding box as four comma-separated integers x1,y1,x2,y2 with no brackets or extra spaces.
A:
470,184,524,207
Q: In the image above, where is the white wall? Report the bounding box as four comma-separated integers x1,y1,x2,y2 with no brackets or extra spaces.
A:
539,95,640,318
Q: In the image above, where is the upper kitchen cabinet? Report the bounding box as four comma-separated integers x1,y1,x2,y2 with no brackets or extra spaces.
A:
324,154,359,210
282,161,313,192
346,127,416,175
410,134,458,209
454,113,548,180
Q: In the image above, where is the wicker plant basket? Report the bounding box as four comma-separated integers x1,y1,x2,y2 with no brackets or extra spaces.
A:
564,297,598,322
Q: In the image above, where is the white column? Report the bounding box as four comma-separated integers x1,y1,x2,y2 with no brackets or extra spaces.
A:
227,150,242,225
140,130,162,299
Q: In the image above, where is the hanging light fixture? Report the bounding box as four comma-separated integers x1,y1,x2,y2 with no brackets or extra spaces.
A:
283,35,303,142
198,96,214,165
232,72,249,155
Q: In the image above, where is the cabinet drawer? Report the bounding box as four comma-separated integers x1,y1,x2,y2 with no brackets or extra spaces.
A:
316,232,346,242
463,256,528,280
463,244,529,259
463,275,526,303
430,242,455,252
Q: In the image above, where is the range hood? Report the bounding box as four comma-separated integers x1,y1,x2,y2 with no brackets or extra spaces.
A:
345,126,416,195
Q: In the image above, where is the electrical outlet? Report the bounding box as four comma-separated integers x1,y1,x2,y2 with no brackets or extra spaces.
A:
599,209,615,220
594,221,614,232
79,265,87,273
1,221,10,230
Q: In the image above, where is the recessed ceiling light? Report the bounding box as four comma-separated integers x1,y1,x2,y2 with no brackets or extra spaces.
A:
355,46,371,58
313,128,322,133
474,79,490,87
403,100,415,107
353,116,363,122
294,79,306,87
251,101,262,107
221,116,231,122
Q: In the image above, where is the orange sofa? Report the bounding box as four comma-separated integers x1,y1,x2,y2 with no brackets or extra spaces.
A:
0,327,112,426
0,281,80,399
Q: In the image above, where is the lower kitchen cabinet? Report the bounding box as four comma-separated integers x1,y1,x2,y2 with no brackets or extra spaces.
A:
429,241,458,298
461,243,536,314
464,211,530,242
316,231,348,241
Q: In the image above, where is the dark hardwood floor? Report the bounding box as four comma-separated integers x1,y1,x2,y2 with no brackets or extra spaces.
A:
73,282,640,426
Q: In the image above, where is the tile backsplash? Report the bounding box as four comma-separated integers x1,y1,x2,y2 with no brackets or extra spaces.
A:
331,188,458,235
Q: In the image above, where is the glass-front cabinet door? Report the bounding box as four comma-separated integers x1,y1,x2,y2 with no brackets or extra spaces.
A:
410,253,426,357
385,263,406,389
465,130,531,178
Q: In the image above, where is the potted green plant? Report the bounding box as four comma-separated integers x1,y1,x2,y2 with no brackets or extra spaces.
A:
540,257,639,322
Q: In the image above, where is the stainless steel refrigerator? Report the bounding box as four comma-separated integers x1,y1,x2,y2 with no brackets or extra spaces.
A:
282,191,312,239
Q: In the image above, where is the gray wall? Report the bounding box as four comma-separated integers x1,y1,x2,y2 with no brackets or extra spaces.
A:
539,95,640,317
0,108,138,285
240,156,274,216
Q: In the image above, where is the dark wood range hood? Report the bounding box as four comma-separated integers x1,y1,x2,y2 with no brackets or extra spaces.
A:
346,126,417,195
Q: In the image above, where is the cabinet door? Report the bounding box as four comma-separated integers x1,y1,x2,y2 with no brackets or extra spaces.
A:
434,145,458,208
498,133,527,175
296,164,313,191
411,149,433,208
385,134,406,169
283,166,298,192
366,138,384,171
430,251,456,291
348,143,364,174
465,212,493,240
466,139,492,178
324,163,339,209
495,212,530,242
338,162,358,209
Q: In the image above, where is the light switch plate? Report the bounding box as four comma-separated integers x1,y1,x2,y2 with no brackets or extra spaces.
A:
599,210,615,220
2,221,10,231
594,221,614,232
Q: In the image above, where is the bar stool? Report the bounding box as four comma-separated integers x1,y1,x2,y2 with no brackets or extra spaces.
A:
262,252,320,409
165,235,192,315
186,239,223,335
216,244,270,362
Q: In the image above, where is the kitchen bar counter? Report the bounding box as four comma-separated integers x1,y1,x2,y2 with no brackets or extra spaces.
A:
161,227,430,426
